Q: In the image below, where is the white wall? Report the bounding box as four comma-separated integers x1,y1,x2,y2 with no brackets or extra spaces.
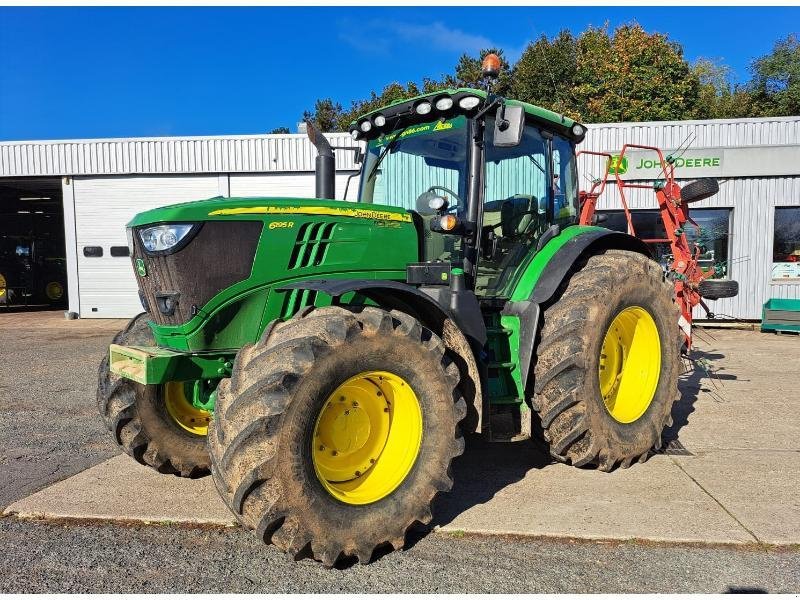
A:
229,172,359,201
73,174,224,318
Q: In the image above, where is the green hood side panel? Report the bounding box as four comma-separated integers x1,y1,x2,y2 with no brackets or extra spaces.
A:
136,198,418,352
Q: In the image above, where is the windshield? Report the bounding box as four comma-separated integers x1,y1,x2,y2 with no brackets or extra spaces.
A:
357,116,469,216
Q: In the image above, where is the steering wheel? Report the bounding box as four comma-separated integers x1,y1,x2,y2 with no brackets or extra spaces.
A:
418,185,464,213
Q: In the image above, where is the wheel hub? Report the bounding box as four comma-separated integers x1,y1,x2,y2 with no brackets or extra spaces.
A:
312,371,422,505
164,381,211,436
598,306,661,424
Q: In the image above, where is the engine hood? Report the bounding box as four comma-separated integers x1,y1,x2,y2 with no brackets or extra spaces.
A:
127,197,413,228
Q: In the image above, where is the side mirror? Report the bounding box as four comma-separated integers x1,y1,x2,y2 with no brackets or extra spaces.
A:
353,148,364,164
493,104,524,148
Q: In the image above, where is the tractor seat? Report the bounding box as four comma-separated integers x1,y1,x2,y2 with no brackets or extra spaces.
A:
500,195,539,237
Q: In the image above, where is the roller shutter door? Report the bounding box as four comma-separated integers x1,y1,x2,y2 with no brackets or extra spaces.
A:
73,175,222,318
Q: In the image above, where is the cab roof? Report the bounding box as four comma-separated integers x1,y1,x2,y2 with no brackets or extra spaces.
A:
349,87,585,143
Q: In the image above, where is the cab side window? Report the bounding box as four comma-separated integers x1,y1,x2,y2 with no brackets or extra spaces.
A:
476,122,550,296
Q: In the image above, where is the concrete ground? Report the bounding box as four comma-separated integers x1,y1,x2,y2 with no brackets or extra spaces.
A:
1,311,799,591
0,311,126,509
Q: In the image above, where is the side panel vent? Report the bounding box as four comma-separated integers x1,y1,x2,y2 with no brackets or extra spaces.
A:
288,222,337,270
280,288,319,319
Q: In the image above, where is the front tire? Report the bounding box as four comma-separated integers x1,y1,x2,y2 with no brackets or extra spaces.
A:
97,313,211,477
532,250,681,471
209,306,466,566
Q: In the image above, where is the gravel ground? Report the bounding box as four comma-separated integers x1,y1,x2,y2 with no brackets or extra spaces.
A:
0,312,124,509
0,517,797,593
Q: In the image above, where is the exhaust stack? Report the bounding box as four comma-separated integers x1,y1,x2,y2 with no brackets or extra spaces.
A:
305,120,335,200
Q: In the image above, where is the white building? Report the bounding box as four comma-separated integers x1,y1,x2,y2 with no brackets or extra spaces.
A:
1,116,798,320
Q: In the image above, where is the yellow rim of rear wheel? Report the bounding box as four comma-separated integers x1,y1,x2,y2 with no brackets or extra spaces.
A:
164,381,211,436
598,306,661,424
312,370,423,505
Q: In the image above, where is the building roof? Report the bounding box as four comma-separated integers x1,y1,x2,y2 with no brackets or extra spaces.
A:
1,115,798,179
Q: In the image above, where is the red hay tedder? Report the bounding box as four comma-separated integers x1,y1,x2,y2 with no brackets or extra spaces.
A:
578,144,739,350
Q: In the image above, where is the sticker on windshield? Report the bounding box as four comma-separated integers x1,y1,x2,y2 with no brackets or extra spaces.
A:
373,116,466,147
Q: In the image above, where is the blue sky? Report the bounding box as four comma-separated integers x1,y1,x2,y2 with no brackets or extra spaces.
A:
0,6,797,141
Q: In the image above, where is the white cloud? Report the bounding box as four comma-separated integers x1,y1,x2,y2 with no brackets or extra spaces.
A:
338,18,524,62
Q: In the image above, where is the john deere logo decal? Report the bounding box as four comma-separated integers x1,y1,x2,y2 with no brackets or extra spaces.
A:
135,258,147,277
608,155,628,175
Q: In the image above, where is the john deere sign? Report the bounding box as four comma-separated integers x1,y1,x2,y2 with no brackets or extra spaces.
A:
608,150,724,179
604,145,800,180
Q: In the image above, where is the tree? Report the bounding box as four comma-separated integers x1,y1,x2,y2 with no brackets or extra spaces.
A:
511,31,579,118
302,98,344,132
692,59,756,119
304,25,795,129
750,33,800,116
269,126,291,134
572,24,700,122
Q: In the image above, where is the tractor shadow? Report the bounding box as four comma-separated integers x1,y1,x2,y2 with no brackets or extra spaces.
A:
661,342,736,447
430,435,550,528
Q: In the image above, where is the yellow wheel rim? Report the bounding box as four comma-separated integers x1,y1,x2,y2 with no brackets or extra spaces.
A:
0,273,6,299
312,370,423,505
598,306,661,424
164,381,211,436
45,281,64,300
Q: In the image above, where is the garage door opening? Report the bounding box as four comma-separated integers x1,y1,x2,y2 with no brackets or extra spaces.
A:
0,177,67,311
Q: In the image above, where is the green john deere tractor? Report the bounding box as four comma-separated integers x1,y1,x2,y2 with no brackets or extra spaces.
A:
99,73,681,565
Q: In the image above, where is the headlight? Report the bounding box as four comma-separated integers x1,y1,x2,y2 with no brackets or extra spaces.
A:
373,114,386,127
572,123,586,137
458,96,481,110
139,223,195,253
415,101,432,115
435,96,454,111
359,120,372,132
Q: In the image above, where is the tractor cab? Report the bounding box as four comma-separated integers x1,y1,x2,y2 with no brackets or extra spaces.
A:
347,82,585,302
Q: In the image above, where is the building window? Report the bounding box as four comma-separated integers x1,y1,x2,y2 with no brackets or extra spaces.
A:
773,207,800,280
598,208,731,278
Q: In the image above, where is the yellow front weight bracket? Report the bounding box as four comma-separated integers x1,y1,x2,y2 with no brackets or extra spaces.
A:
109,344,236,385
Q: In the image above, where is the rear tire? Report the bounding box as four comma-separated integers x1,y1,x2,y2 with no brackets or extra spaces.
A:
209,305,465,566
532,250,681,471
97,313,210,477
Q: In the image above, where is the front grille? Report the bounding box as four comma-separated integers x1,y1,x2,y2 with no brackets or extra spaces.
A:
288,222,336,270
132,220,262,326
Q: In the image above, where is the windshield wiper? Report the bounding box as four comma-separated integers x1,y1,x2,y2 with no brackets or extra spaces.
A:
527,154,546,175
367,121,414,182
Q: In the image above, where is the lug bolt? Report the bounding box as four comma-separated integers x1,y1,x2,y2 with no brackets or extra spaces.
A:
355,471,361,477
376,391,382,397
384,407,389,413
319,445,325,451
344,410,350,415
352,401,358,407
369,458,375,464
331,451,338,456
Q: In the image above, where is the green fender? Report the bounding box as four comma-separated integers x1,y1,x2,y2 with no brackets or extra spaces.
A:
500,225,651,397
